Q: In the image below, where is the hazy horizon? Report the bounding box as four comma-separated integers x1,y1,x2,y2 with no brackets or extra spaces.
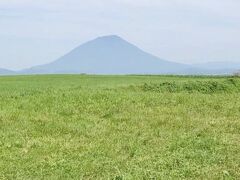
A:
1,0,240,70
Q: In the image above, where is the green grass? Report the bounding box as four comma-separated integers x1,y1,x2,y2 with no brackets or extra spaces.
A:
0,75,239,179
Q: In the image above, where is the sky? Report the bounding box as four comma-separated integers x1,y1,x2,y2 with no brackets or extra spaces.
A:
0,0,240,70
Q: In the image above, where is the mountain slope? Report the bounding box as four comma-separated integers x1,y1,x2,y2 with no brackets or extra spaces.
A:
22,35,192,75
0,68,15,75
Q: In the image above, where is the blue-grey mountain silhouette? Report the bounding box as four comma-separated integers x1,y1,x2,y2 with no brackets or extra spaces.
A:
21,35,193,74
2,35,239,75
0,68,15,75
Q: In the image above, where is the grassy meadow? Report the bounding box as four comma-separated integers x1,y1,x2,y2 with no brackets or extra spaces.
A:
0,75,240,179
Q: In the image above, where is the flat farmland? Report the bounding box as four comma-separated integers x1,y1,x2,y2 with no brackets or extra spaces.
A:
0,75,239,179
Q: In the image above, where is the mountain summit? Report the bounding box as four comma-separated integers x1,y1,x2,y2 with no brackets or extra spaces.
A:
22,35,190,74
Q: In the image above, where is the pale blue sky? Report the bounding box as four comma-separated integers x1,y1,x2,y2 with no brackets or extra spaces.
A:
0,0,240,70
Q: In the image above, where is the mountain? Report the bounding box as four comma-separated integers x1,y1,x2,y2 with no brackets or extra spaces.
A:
21,35,193,75
14,35,240,75
0,68,15,75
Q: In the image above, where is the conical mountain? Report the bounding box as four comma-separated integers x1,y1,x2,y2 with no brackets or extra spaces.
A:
22,35,191,74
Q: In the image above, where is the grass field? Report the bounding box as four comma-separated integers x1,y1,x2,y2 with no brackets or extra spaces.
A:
0,75,240,179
